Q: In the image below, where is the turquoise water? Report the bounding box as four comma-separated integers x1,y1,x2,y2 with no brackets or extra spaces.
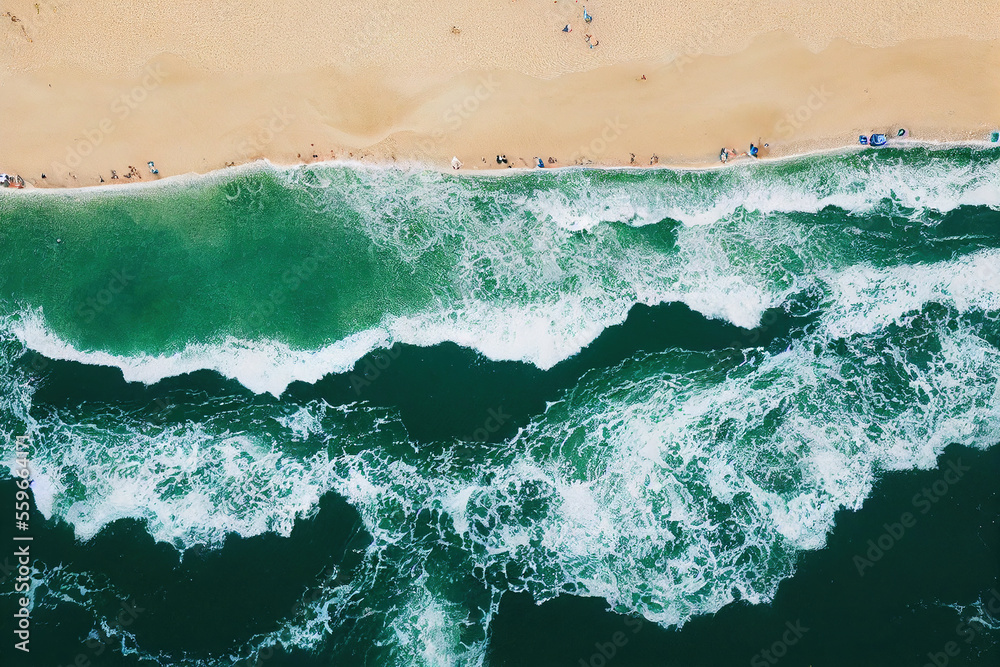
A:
0,146,999,665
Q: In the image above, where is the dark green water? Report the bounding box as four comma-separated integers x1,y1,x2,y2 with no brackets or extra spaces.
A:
0,147,998,666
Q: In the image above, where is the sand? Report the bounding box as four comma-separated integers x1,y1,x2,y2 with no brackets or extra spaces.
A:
1,0,998,187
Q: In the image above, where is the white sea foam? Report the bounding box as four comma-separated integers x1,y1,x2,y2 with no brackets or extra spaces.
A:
520,152,1000,228
8,309,388,396
5,248,780,395
20,411,343,546
3,149,1000,666
822,248,1000,339
5,149,998,398
7,306,1000,662
8,231,999,413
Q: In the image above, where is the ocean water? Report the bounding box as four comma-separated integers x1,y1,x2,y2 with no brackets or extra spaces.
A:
0,146,998,666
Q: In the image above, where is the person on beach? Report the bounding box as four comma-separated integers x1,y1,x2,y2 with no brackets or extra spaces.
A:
451,156,463,170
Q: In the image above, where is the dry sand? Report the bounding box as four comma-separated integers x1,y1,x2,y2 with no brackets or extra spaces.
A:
1,0,998,187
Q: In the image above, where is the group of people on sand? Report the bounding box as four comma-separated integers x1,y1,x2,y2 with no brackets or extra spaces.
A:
719,142,769,163
103,164,146,182
51,161,159,185
453,144,764,171
451,155,559,170
562,6,599,49
0,173,25,188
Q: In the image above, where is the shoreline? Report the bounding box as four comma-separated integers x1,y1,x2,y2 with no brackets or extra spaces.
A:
2,140,998,196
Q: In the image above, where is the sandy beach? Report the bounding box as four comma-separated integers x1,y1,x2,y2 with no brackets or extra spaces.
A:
2,0,998,187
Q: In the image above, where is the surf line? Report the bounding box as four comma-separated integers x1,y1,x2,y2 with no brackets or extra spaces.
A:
12,434,33,653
